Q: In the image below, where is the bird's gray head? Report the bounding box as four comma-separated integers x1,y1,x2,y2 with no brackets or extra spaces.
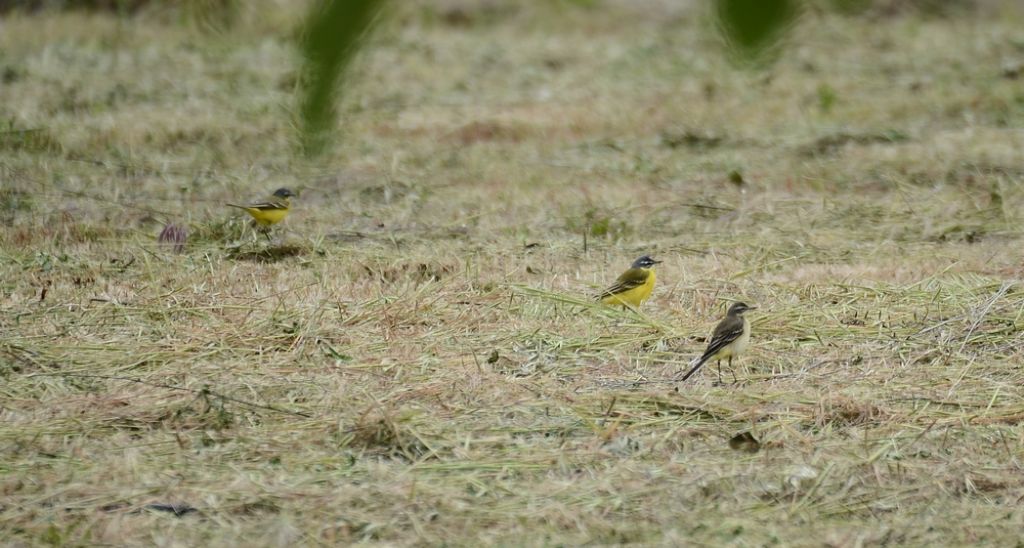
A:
273,188,297,198
728,302,756,316
631,255,662,269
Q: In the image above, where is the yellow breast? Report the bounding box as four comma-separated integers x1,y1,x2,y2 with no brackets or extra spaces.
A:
245,207,290,226
601,269,656,308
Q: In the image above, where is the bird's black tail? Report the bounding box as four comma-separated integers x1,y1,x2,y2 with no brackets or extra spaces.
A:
677,349,715,382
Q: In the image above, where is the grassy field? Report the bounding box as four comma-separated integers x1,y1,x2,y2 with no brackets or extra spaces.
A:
3,1,1024,545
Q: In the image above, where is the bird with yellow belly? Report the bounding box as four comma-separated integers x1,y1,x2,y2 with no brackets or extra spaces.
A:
226,187,297,226
596,255,661,310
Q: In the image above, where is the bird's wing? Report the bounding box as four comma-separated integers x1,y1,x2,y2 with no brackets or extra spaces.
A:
596,268,649,299
677,315,745,382
244,198,289,210
700,316,746,362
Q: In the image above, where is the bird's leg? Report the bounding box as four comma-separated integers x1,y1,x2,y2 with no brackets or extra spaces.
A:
716,360,722,384
246,220,260,245
729,356,738,384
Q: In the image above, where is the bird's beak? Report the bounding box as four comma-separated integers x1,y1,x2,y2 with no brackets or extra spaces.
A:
652,259,663,264
747,306,758,310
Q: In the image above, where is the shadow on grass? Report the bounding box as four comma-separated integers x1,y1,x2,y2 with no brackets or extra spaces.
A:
227,244,306,263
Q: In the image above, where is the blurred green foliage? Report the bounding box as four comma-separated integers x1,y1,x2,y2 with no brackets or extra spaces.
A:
293,0,807,154
817,83,838,113
298,0,385,157
0,0,985,155
714,0,802,66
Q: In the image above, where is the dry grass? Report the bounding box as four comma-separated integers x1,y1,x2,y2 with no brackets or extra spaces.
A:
3,0,1024,545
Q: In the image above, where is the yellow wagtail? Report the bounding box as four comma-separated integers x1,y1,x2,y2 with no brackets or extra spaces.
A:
226,187,297,227
679,302,756,383
596,255,662,309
